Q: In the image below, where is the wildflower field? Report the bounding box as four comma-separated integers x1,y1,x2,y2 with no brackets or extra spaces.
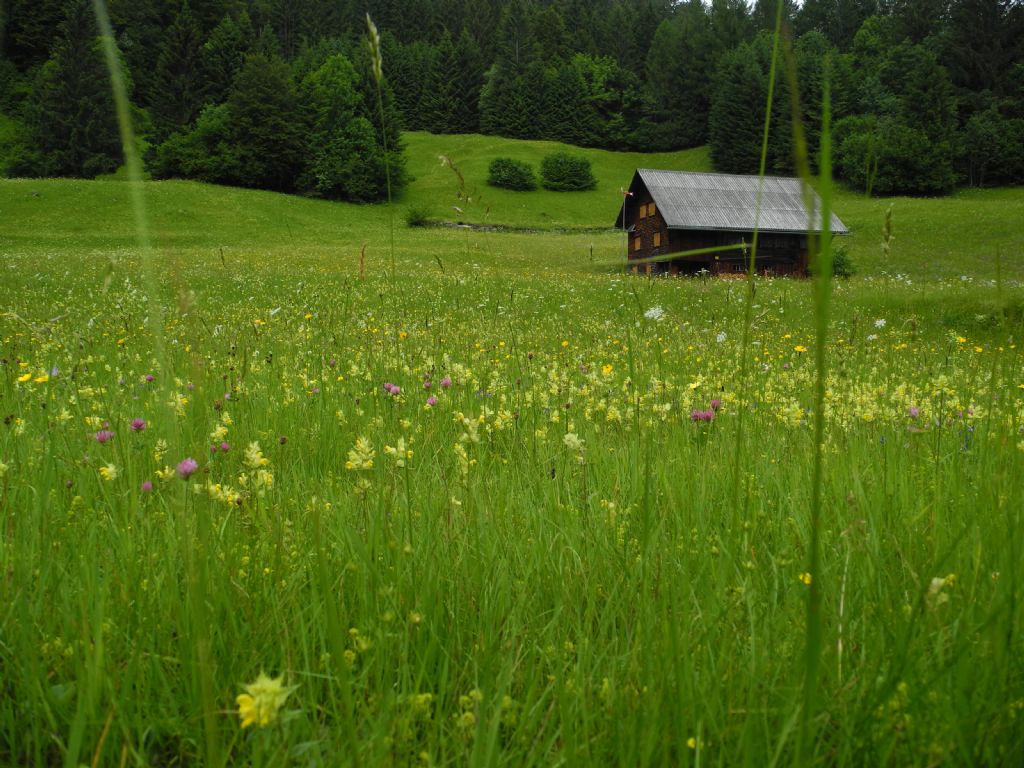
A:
2,172,1024,767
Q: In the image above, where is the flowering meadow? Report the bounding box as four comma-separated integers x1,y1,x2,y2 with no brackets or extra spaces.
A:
2,180,1024,766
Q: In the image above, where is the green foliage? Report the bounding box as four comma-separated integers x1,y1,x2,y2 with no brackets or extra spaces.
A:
4,0,1023,198
150,103,244,184
226,52,304,191
644,3,715,149
200,11,254,106
309,117,390,202
150,0,204,140
404,205,432,227
420,29,460,134
708,40,769,174
962,109,1024,187
487,156,536,191
810,242,855,278
540,150,596,191
4,0,65,68
11,0,121,178
0,113,28,175
835,114,958,196
832,37,962,195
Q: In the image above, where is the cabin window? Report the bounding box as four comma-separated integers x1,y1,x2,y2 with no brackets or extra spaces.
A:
649,202,656,216
632,237,641,251
639,203,648,219
653,232,661,248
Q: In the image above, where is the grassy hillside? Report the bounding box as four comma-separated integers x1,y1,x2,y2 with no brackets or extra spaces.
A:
401,131,712,229
1,131,1022,281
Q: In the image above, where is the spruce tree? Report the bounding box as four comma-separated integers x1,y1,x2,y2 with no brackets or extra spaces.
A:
708,42,768,173
227,52,304,190
387,38,435,130
451,28,484,133
421,29,460,133
201,12,253,106
151,0,204,140
15,0,121,178
5,0,66,68
644,2,714,148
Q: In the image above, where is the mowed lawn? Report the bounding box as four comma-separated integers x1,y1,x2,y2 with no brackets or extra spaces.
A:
1,138,1023,766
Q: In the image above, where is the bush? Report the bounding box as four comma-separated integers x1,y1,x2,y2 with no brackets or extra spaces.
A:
835,115,957,196
809,243,855,279
487,157,536,191
540,151,596,191
405,206,432,227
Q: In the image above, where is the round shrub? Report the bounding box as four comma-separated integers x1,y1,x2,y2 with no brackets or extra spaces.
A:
540,151,596,191
487,157,537,191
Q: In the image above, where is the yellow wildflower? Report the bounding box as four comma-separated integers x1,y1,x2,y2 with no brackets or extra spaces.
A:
99,464,118,481
794,345,808,353
799,572,812,586
383,437,413,467
235,672,296,728
345,437,375,470
17,373,31,383
245,441,268,469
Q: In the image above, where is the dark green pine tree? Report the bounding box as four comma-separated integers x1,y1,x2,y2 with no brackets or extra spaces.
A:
5,0,66,68
107,0,168,107
227,52,304,190
751,0,796,34
710,0,753,54
351,40,408,193
298,52,389,201
421,29,460,133
479,0,536,136
451,27,484,133
794,0,876,50
708,41,769,173
386,37,434,131
531,5,570,64
200,11,254,106
644,1,715,148
943,0,1024,114
14,0,121,178
151,0,204,140
541,60,598,146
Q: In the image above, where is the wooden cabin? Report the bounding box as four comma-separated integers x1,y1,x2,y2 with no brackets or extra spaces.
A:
615,169,848,276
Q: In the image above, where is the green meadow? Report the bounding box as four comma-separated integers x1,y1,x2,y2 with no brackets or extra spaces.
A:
2,133,1024,767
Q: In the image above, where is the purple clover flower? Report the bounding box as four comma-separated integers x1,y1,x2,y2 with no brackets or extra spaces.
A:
440,377,452,389
95,430,115,443
176,458,199,480
141,481,153,492
426,395,438,407
130,418,147,432
690,409,715,423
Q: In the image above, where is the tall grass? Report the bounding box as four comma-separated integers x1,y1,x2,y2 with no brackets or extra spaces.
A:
0,4,1022,768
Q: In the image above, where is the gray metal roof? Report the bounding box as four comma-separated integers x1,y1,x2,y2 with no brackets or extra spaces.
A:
618,169,848,234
